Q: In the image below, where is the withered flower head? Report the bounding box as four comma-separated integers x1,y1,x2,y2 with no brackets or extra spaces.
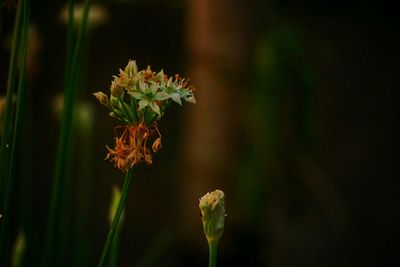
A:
94,60,196,171
105,123,162,171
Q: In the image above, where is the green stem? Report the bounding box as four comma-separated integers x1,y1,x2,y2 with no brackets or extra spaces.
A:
130,97,139,122
208,242,218,267
42,0,91,266
0,0,30,264
98,169,134,267
118,97,133,123
0,0,23,204
109,225,120,267
64,0,75,91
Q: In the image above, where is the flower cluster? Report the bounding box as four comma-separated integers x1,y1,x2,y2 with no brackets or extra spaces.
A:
94,60,195,171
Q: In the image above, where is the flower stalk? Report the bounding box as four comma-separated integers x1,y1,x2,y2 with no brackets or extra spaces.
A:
208,242,218,267
98,169,133,267
108,186,124,267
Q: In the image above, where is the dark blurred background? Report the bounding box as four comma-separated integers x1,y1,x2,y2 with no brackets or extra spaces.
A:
1,0,399,266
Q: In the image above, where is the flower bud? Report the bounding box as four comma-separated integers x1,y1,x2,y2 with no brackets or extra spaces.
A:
199,189,226,245
124,60,138,77
110,80,124,97
93,91,109,106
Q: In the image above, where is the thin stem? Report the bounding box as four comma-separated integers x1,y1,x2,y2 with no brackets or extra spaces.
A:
0,0,3,33
98,169,134,267
109,225,120,267
130,97,139,122
208,242,218,267
64,0,75,91
42,0,91,266
0,0,30,264
0,0,23,204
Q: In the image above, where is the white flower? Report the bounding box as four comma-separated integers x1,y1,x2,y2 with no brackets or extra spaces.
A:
128,81,169,115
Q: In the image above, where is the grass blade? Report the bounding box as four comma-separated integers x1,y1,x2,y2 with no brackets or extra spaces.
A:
0,0,30,264
0,0,23,205
41,0,91,266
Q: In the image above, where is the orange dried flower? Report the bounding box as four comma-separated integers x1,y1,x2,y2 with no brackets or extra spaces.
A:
106,123,162,171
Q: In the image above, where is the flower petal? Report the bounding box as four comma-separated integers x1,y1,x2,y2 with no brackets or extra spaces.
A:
149,100,161,115
149,82,158,94
139,80,148,93
154,91,170,101
170,92,182,105
128,91,143,100
138,99,149,110
185,95,196,104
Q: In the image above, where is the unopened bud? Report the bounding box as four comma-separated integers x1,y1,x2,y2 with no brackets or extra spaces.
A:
124,60,138,77
110,81,124,97
199,189,226,245
93,91,109,106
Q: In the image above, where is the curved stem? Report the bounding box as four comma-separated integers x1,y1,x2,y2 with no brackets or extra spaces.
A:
208,242,218,267
98,169,133,267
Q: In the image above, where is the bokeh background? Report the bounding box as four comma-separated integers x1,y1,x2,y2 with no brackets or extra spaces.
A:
0,0,399,266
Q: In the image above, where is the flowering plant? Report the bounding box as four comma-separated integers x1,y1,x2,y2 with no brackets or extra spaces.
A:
94,60,195,171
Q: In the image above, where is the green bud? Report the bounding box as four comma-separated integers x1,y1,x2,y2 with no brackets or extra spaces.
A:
109,95,120,108
199,189,226,245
